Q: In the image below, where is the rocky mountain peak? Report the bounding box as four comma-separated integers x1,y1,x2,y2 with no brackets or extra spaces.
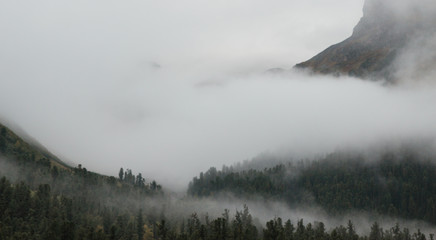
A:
295,0,436,82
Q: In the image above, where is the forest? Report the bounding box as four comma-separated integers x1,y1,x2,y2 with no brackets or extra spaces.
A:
189,149,436,224
1,123,436,239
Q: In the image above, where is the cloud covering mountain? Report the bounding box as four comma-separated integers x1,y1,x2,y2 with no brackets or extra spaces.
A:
1,0,436,189
296,0,436,82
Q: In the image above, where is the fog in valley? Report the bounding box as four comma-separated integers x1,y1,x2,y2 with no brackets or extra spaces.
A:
1,0,436,234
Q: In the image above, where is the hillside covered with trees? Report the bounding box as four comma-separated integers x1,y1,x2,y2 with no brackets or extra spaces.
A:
1,122,436,239
0,123,163,239
189,148,436,224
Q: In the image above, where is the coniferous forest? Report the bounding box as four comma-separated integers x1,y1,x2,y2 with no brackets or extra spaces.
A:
1,121,436,239
3,0,436,238
188,149,436,223
3,0,436,239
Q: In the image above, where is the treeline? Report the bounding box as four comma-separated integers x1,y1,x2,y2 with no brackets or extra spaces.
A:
0,123,164,239
0,123,68,171
1,178,434,240
0,123,161,196
2,123,436,239
118,167,161,191
188,149,436,224
0,175,159,240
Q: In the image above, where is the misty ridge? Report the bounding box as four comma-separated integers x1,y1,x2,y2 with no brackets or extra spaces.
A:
2,125,436,239
296,0,436,82
2,122,436,239
1,0,436,186
380,0,436,83
1,0,436,239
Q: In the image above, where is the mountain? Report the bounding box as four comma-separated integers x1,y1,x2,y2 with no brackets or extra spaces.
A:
0,121,164,239
188,145,436,224
2,121,436,239
295,0,436,81
0,122,70,170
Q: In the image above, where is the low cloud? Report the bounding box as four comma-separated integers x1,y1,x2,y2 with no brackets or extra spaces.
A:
1,0,436,190
2,69,436,190
133,194,436,236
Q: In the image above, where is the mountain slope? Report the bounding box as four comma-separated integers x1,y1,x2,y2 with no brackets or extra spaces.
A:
1,123,435,239
0,121,164,239
0,121,162,192
189,147,436,224
295,0,436,81
0,122,70,170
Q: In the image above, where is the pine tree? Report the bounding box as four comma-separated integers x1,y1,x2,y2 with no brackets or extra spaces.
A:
369,222,382,240
346,220,358,240
119,168,124,181
137,209,144,240
0,127,6,151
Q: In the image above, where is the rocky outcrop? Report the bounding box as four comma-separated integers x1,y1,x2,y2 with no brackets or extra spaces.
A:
295,0,436,81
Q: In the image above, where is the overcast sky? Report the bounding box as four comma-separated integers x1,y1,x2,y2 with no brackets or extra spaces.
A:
1,0,436,190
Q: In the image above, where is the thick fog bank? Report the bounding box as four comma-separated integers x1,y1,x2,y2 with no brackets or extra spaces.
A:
1,0,436,189
3,153,435,236
3,69,436,189
121,193,436,236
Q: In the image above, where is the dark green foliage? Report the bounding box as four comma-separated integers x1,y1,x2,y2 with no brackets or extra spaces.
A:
137,209,144,240
188,150,436,223
0,126,6,136
188,165,291,200
347,220,358,240
231,205,258,240
0,127,6,151
0,122,163,239
0,173,435,239
263,218,284,240
369,222,383,240
0,123,69,169
119,167,124,181
1,122,436,239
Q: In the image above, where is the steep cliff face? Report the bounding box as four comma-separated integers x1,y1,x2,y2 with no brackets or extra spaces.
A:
295,0,436,81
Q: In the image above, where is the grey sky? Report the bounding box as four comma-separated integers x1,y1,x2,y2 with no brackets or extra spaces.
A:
1,0,436,190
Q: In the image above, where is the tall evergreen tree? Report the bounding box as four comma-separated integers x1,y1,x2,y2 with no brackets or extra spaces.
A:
369,222,383,240
137,209,144,240
119,167,124,181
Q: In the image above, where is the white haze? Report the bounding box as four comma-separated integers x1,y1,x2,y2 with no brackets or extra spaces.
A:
112,193,436,236
1,0,436,190
175,197,436,236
